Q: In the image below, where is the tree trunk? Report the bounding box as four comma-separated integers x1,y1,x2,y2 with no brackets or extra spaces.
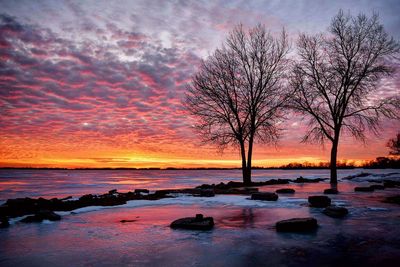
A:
330,138,339,184
240,141,251,185
245,135,254,185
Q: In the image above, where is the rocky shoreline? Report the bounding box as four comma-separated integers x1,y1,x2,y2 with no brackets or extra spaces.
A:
1,176,400,229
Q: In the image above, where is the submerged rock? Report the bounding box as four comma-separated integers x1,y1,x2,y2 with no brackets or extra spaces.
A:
323,206,348,218
383,180,400,188
308,196,331,207
170,214,214,230
21,210,61,223
0,216,9,228
251,192,278,201
199,189,215,197
369,184,384,190
276,217,318,232
293,177,326,183
383,195,400,205
276,188,295,194
323,188,339,194
354,187,374,192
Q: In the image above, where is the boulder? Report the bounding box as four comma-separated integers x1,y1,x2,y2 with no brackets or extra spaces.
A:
134,189,149,194
108,189,118,194
199,189,215,197
323,206,349,218
354,187,374,192
0,216,9,228
276,188,295,194
383,195,400,205
170,214,214,230
251,192,278,201
20,210,61,223
323,188,339,194
369,184,384,190
308,196,331,207
276,217,318,232
293,177,326,183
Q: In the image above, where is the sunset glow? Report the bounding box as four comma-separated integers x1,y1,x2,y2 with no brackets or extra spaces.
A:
1,0,399,168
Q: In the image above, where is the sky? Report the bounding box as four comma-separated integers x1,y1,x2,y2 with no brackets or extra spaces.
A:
0,0,399,168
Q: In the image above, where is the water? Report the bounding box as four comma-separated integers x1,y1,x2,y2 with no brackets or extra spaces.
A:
1,169,400,266
0,168,397,201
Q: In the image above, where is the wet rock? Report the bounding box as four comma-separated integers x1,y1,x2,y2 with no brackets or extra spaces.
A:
276,188,295,194
170,214,214,230
251,192,278,201
134,189,149,194
108,189,117,194
21,210,61,223
383,180,400,188
308,196,331,207
383,195,400,205
324,188,339,194
199,189,215,197
369,184,384,190
79,194,94,201
120,219,137,223
0,216,9,228
276,217,318,232
293,177,326,183
323,206,348,218
343,172,371,180
354,187,374,192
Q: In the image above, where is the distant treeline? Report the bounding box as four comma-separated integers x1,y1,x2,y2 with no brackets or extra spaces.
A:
1,157,399,170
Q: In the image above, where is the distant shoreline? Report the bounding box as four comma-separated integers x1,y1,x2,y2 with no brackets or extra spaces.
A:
0,166,362,170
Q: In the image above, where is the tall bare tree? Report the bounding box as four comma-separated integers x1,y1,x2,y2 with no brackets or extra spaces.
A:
290,10,399,184
185,25,290,185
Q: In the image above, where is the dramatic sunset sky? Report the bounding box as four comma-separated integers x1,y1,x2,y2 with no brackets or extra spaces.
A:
0,0,399,168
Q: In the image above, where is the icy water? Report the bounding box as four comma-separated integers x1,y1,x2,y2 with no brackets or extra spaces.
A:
1,169,400,266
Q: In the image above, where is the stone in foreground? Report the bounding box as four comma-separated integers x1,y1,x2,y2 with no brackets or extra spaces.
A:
276,188,295,194
323,188,339,194
21,210,61,223
170,214,214,230
276,217,318,232
251,192,278,201
354,186,374,192
308,196,331,207
323,206,348,218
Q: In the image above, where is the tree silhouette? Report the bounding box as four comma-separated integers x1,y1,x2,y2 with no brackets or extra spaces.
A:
290,10,399,184
387,133,400,155
185,25,290,184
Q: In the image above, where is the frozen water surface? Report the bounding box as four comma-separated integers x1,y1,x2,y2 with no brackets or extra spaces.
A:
1,169,400,266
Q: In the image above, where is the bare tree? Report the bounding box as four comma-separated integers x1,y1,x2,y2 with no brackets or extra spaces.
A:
185,25,290,185
290,10,400,184
387,133,400,155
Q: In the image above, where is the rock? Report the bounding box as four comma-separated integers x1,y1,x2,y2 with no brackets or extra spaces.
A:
293,177,326,183
276,188,295,194
308,196,331,207
199,189,215,197
20,210,61,223
170,214,214,230
0,216,9,228
120,219,137,223
276,217,318,232
324,188,339,194
383,180,400,188
383,195,400,205
134,189,149,194
108,189,117,194
342,172,371,180
354,187,374,192
323,206,349,218
369,184,384,190
251,192,278,201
